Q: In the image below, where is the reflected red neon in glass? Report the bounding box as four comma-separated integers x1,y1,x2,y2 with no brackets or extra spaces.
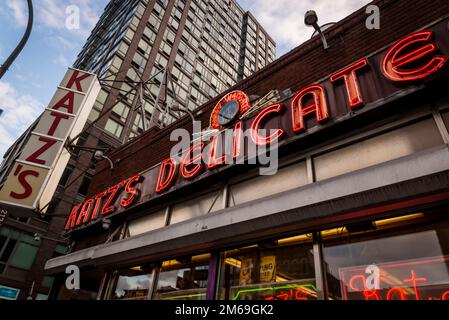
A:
180,143,205,179
250,103,285,146
381,30,447,82
155,158,178,193
120,175,142,208
330,58,368,108
291,84,329,132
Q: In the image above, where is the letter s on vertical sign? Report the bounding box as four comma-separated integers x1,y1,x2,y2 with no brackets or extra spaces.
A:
381,30,447,82
10,165,39,200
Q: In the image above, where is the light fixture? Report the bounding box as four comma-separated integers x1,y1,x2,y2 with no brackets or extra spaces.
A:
94,150,114,170
304,10,329,51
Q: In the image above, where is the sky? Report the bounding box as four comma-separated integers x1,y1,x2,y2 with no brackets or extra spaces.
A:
0,0,371,160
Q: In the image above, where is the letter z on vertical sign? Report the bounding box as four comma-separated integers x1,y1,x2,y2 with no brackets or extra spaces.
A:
0,68,101,210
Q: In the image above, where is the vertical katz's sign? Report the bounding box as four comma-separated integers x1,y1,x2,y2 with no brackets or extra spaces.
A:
0,68,101,211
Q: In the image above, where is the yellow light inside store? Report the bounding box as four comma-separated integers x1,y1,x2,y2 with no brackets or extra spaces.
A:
374,213,424,227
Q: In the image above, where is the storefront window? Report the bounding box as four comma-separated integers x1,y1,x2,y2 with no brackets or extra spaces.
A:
218,234,316,300
109,265,155,300
154,254,210,300
322,213,449,300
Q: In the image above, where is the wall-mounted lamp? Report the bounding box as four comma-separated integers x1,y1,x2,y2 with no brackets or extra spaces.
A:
305,10,330,51
94,150,114,170
102,218,111,230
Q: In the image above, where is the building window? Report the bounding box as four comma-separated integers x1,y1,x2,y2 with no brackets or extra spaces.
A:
104,118,124,138
218,234,316,300
58,165,75,187
78,175,92,197
322,212,449,300
0,227,41,274
154,254,210,300
109,265,156,300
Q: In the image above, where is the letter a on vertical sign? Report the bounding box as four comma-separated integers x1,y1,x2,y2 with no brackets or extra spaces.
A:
0,68,101,210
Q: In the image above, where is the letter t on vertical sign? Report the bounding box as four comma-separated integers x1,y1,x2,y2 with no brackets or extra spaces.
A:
0,68,101,210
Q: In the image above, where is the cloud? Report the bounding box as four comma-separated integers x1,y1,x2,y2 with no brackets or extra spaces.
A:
6,0,28,27
0,81,43,159
239,0,372,56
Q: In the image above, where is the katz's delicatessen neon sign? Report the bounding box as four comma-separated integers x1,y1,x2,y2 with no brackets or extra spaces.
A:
65,22,449,232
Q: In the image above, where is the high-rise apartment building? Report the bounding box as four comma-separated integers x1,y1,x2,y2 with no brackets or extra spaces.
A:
0,0,275,300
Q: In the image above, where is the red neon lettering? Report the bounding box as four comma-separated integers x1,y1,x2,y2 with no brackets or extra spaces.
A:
291,84,329,133
10,165,39,200
381,30,447,82
76,199,94,226
66,70,91,92
91,191,107,220
120,175,142,208
442,291,449,300
101,182,123,215
387,288,407,300
65,203,82,230
52,91,75,114
403,270,427,300
25,137,57,165
207,134,226,169
180,143,205,179
47,112,70,136
330,58,368,108
250,103,285,146
294,289,310,300
155,158,178,193
233,121,243,159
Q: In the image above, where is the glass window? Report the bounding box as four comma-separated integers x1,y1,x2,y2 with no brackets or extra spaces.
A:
109,265,155,300
128,210,166,237
105,118,124,138
155,254,210,300
58,165,74,187
322,212,449,300
218,234,316,300
170,191,223,225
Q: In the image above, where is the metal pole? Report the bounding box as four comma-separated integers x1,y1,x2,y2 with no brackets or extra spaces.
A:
0,0,34,79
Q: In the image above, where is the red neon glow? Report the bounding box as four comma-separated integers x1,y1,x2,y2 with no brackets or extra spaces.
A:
91,191,107,220
233,121,243,159
403,270,427,300
120,175,142,208
76,198,93,226
155,158,178,193
330,58,368,108
101,182,123,215
250,103,285,146
180,143,205,179
381,30,447,82
210,91,250,129
207,134,226,169
291,84,329,132
387,288,407,300
341,257,449,300
65,203,81,230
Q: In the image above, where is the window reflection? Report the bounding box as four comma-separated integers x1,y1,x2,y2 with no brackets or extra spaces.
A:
154,254,210,300
322,213,449,300
218,235,316,300
110,265,154,300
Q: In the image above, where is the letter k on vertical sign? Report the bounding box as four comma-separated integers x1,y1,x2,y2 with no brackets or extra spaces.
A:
0,68,101,211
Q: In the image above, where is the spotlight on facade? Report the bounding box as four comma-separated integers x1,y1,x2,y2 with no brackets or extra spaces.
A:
94,150,114,170
33,233,41,242
304,10,329,50
102,218,111,230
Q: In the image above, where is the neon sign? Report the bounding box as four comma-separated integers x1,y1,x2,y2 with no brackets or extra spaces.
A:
339,256,449,300
64,26,449,232
231,283,317,300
